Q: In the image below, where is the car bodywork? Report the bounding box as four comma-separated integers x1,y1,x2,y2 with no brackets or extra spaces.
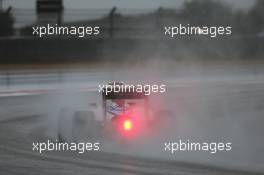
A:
58,85,175,143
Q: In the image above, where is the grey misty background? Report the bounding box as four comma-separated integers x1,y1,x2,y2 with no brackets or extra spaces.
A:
2,0,256,9
0,1,264,173
0,0,264,63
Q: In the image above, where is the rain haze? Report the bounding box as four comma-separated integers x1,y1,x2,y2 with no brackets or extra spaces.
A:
3,0,256,9
1,0,264,174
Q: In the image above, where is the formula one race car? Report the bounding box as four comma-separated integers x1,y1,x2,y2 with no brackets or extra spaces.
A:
57,83,175,143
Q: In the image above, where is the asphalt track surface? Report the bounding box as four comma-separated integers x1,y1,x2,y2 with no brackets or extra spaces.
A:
0,113,262,175
0,71,264,175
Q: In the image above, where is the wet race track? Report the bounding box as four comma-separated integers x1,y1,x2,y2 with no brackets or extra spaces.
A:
0,70,264,175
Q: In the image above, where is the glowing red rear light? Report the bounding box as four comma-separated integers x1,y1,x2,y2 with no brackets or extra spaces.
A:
123,119,132,131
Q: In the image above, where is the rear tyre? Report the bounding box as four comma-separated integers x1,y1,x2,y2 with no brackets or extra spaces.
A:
72,110,99,142
58,108,74,142
152,110,176,131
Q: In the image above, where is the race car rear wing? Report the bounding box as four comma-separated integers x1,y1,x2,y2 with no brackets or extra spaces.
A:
102,86,149,122
102,89,147,99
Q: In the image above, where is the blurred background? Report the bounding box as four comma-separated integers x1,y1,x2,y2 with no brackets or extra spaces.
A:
0,0,264,64
0,1,264,174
